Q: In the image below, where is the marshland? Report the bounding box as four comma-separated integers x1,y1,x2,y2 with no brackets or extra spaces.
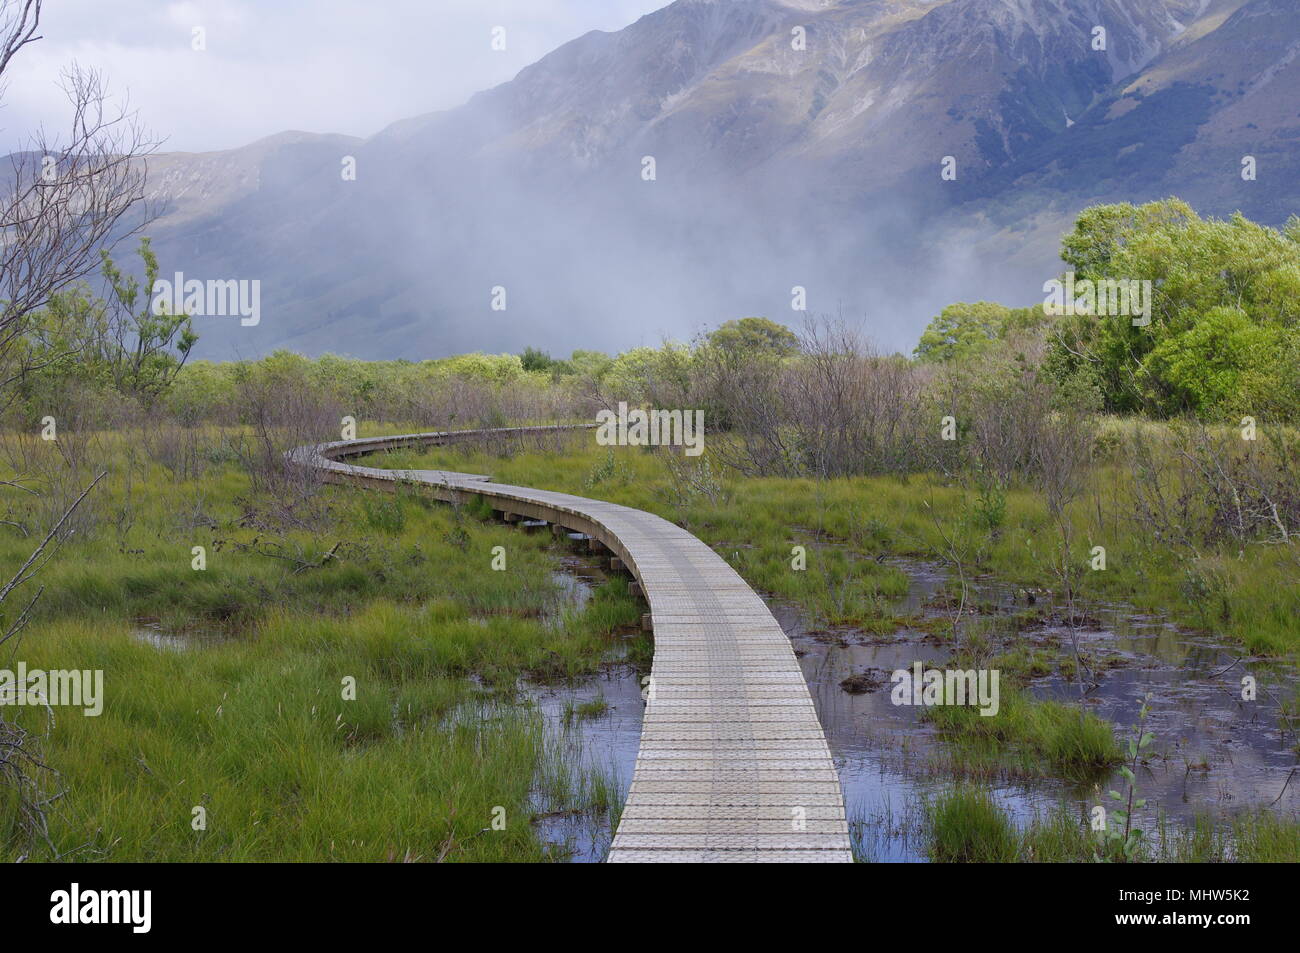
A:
2,200,1299,862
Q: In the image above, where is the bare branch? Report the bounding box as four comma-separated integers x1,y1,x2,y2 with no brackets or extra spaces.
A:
0,469,104,607
0,62,159,360
0,0,41,82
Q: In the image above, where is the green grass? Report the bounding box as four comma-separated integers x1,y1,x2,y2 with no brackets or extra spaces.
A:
9,420,1298,862
1019,805,1096,862
0,429,642,861
925,787,1020,862
378,431,1300,656
925,683,1121,778
1228,812,1300,863
925,791,1300,863
563,695,610,723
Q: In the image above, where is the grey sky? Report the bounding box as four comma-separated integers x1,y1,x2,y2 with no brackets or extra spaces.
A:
1,0,666,154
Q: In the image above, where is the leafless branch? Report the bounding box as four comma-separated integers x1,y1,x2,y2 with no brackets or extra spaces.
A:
0,0,40,82
0,62,159,363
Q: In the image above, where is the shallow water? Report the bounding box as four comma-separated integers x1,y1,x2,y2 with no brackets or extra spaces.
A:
528,547,645,862
131,622,232,652
527,547,1300,862
786,559,1300,860
528,664,644,861
778,600,1050,861
546,553,603,626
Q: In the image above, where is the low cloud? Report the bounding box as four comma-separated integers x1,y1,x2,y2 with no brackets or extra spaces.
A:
1,0,664,154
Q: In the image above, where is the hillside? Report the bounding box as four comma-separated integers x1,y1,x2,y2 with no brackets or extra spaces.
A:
119,0,1298,359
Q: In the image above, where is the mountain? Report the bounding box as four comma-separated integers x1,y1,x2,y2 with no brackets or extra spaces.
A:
122,0,1299,360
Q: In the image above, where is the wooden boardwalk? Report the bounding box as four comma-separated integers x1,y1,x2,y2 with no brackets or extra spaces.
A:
292,427,852,862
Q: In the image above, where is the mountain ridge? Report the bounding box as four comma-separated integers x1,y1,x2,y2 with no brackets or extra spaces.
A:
95,0,1298,359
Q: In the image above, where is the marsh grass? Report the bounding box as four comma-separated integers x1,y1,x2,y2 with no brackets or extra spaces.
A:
924,685,1121,779
925,786,1019,862
10,419,1293,861
0,427,640,861
383,433,1300,656
922,790,1299,863
388,426,1300,862
563,694,610,723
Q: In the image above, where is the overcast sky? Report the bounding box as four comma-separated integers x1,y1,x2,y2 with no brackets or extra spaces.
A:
0,0,666,154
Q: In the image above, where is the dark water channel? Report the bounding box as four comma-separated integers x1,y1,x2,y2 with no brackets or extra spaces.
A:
787,558,1300,860
532,542,1300,862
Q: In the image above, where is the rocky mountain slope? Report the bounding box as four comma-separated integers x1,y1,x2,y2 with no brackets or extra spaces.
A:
119,0,1299,359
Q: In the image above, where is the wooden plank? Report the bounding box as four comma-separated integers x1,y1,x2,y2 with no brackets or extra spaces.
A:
291,427,853,864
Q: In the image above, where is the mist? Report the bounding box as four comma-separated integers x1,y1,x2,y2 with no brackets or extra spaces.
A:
142,90,1065,364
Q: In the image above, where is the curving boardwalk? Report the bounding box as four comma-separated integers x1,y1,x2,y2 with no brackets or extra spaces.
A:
291,427,852,863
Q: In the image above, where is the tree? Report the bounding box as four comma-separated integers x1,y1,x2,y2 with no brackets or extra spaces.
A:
915,302,1011,363
17,240,197,411
706,317,799,360
1046,199,1300,418
1059,198,1197,283
0,0,155,852
1143,307,1278,417
519,346,554,373
563,348,611,379
0,3,157,386
98,239,197,401
914,302,1048,364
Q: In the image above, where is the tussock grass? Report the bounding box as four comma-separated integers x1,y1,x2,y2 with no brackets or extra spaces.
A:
912,788,1299,863
925,786,1019,863
386,433,1300,656
925,684,1121,778
0,428,640,861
